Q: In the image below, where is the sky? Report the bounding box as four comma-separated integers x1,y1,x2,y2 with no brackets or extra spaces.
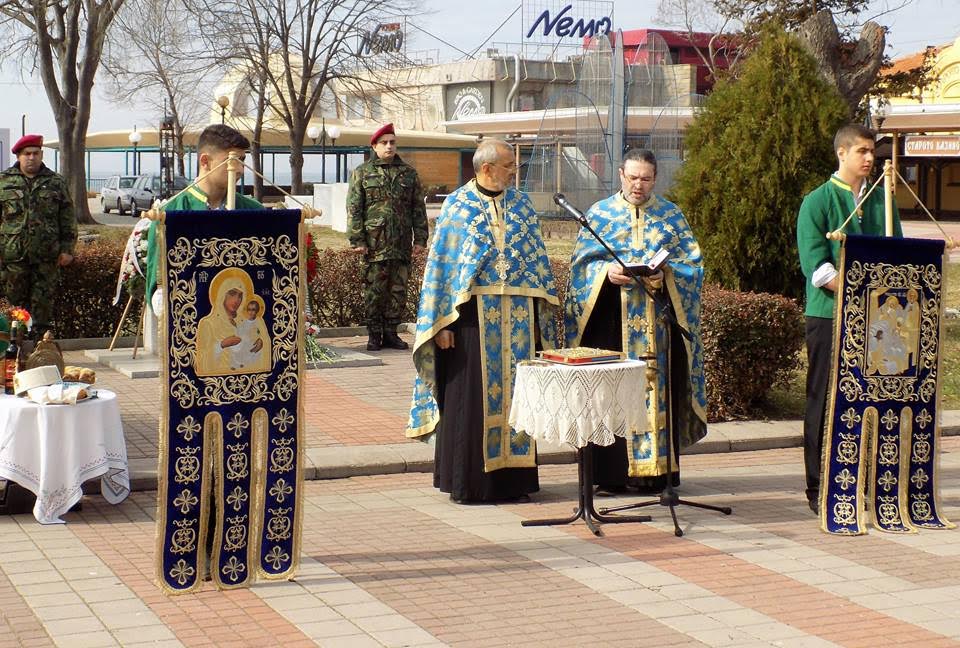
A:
1,0,956,154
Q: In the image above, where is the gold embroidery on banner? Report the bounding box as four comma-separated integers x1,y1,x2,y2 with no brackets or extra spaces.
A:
266,507,293,541
173,489,199,514
838,261,942,403
263,546,290,571
221,556,246,583
834,468,856,490
176,416,201,442
225,442,250,481
835,433,860,464
169,559,195,587
271,408,294,434
840,407,861,429
876,495,902,527
269,478,293,503
223,514,248,552
226,485,249,512
832,494,858,527
269,438,296,473
174,447,202,483
227,413,249,438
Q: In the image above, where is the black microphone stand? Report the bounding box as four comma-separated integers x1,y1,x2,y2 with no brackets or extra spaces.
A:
555,194,732,537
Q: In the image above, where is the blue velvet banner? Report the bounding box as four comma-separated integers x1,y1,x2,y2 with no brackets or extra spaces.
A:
820,234,954,535
156,209,304,593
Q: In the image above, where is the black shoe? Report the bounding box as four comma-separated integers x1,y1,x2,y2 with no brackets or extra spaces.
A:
594,485,628,496
382,330,409,350
807,499,819,515
366,331,382,351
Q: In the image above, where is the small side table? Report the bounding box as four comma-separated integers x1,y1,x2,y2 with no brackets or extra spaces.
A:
509,359,651,536
0,390,130,524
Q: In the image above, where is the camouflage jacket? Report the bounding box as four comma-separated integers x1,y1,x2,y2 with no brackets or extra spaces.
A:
346,154,428,262
0,164,77,266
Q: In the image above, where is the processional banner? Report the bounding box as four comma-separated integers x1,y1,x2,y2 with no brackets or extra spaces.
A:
821,234,954,535
156,209,305,593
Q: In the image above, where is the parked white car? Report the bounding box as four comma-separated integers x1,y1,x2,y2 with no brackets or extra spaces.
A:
100,175,139,214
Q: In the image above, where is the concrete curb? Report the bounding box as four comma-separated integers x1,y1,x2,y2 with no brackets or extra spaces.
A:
109,412,959,493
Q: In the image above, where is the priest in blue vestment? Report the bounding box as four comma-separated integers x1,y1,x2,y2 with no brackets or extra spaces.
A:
407,139,559,503
564,149,707,494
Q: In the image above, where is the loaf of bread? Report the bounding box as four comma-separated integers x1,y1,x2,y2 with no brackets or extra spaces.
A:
62,365,96,384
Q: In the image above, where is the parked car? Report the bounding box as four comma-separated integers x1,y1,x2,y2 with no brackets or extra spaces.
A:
100,175,139,214
128,174,190,217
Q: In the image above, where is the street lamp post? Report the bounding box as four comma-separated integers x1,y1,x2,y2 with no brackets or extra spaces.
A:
308,120,329,183
217,95,230,125
328,125,342,182
128,129,142,175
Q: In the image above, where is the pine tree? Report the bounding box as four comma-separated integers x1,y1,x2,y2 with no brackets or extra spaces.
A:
672,27,849,299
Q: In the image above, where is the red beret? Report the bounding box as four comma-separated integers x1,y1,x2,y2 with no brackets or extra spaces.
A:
12,134,44,154
370,123,395,146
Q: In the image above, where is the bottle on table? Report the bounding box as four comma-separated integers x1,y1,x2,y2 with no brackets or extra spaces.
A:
4,321,20,395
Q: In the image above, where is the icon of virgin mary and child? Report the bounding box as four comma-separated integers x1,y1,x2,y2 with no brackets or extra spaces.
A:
195,268,272,376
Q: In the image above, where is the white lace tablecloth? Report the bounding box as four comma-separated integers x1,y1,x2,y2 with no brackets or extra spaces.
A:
509,359,648,449
0,390,130,524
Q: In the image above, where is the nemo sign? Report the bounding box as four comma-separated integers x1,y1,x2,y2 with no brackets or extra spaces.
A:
904,135,960,157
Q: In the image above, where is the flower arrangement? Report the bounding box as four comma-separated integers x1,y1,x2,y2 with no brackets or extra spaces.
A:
304,313,338,363
114,218,152,304
7,307,32,330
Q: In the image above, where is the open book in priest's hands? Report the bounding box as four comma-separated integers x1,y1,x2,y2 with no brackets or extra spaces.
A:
624,248,670,277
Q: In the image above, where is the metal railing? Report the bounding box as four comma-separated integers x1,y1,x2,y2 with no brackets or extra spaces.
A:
87,177,109,193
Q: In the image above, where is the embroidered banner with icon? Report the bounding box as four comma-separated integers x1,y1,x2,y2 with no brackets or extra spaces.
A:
155,209,304,593
820,234,954,535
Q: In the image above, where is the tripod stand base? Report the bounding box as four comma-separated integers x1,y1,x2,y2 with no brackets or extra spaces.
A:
522,447,650,536
599,489,732,537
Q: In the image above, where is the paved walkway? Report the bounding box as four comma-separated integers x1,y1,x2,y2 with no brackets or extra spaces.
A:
2,441,959,647
0,209,950,646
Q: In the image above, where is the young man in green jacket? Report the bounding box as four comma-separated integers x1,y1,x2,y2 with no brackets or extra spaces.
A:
796,123,902,515
145,124,263,310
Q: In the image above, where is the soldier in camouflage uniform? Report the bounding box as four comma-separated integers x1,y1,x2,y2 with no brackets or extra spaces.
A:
347,123,428,351
0,134,77,335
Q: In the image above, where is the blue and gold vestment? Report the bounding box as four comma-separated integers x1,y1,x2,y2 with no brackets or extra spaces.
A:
406,180,559,472
564,193,707,477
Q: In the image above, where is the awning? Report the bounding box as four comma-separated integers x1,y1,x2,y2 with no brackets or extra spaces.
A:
45,122,479,151
880,111,960,134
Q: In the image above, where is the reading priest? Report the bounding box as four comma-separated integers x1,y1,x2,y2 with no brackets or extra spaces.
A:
406,139,559,503
564,148,707,494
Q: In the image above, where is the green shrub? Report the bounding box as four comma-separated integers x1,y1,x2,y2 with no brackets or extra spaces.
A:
306,245,426,327
671,27,849,299
700,284,804,420
54,240,141,339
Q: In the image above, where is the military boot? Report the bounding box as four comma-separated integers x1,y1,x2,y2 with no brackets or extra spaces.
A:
382,329,409,350
366,328,382,351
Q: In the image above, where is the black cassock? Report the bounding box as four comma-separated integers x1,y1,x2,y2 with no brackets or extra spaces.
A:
581,280,688,493
433,296,539,503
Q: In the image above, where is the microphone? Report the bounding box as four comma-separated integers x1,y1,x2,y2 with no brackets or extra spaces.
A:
553,193,587,224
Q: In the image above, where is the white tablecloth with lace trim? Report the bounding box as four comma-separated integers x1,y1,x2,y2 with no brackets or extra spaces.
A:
0,390,130,524
509,359,648,448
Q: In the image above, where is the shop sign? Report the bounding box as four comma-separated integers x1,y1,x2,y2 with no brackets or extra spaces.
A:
525,3,612,39
904,135,960,157
360,22,404,56
445,84,491,121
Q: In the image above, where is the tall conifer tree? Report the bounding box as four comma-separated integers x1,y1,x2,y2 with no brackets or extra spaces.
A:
672,28,848,298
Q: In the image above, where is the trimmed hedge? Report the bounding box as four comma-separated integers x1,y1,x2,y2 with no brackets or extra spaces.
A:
0,240,139,340
10,240,803,422
701,285,804,421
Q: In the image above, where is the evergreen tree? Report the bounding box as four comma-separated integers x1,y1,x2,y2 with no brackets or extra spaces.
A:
672,27,848,299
